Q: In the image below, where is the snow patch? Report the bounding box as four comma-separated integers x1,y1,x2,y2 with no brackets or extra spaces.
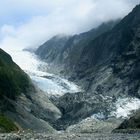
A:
111,97,140,118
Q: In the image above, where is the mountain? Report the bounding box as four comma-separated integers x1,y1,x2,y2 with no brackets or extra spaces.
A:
36,20,118,74
36,5,140,130
0,48,61,132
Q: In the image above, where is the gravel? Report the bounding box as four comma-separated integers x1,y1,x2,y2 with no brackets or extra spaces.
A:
0,131,140,140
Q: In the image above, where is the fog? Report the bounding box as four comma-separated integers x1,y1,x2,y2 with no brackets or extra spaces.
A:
0,0,139,51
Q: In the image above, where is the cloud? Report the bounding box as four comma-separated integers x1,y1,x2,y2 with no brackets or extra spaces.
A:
0,0,139,51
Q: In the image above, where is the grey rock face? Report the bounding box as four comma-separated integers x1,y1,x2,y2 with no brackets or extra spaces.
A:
4,88,62,132
36,35,71,64
36,21,117,75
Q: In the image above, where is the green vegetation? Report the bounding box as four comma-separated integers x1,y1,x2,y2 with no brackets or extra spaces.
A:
0,114,18,132
0,49,32,99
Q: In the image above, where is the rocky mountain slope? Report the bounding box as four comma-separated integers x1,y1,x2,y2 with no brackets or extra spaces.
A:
36,20,118,74
0,48,61,132
36,4,140,129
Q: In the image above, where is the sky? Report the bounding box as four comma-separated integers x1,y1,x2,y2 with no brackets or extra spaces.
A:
0,0,140,51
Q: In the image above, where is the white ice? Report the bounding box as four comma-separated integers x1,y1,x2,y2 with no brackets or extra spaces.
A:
111,97,140,118
2,47,81,97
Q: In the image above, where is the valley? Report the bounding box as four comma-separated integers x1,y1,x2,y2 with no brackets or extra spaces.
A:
0,3,140,140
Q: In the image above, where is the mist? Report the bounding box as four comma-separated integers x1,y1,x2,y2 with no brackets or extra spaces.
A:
0,0,139,51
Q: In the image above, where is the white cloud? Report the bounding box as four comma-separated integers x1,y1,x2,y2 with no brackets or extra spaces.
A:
0,0,139,51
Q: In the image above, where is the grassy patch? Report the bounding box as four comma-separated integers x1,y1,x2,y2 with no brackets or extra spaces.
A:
0,115,18,132
0,48,32,99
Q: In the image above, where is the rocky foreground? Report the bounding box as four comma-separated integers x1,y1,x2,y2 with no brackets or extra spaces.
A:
0,131,140,140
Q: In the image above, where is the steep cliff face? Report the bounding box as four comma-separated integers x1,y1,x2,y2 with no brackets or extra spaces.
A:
0,48,61,132
36,35,71,63
69,4,140,99
36,21,117,74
